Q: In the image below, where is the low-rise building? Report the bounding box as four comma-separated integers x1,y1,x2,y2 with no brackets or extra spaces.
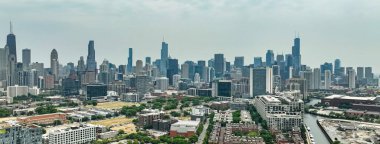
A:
209,122,263,144
98,131,118,139
191,105,210,121
138,109,165,127
321,95,378,107
17,113,67,125
169,120,200,137
152,119,172,132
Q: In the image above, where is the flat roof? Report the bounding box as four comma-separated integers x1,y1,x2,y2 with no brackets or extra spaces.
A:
325,95,376,101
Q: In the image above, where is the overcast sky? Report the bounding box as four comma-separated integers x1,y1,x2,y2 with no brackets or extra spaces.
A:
0,0,379,73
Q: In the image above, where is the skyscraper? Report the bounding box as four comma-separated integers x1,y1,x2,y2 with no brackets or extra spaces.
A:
127,48,133,73
348,69,356,89
250,67,272,97
160,41,169,76
135,60,143,75
0,48,6,80
365,67,373,79
7,22,17,63
50,49,59,82
357,67,364,80
312,68,321,89
22,48,31,70
266,50,274,67
214,54,225,77
234,56,244,69
334,59,341,76
145,57,151,65
167,59,178,85
254,57,262,68
292,37,301,76
86,40,97,72
320,62,333,80
324,70,331,89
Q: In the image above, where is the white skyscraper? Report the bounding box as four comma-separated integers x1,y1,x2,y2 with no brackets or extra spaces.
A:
156,77,169,92
324,70,331,89
312,68,321,89
266,67,273,94
194,73,200,83
181,63,189,79
173,74,181,88
348,69,356,89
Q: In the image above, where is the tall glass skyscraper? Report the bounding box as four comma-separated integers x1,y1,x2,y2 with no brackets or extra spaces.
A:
7,22,17,63
292,37,301,76
22,48,31,69
254,57,262,68
160,41,168,76
266,50,274,67
334,59,341,76
86,40,97,72
214,54,225,77
127,48,133,73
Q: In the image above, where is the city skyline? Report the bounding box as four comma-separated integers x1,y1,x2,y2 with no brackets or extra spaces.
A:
0,0,379,72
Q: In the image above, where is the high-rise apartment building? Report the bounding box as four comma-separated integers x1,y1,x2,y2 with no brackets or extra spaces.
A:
348,69,356,89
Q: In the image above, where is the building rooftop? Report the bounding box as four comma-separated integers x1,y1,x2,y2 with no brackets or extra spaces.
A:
324,95,377,101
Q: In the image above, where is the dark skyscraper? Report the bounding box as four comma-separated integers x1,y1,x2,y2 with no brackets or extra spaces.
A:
334,59,341,76
254,57,262,68
167,58,179,85
127,48,133,73
357,67,364,80
22,48,31,69
234,56,244,68
7,22,17,63
214,54,225,77
86,40,97,72
145,57,151,65
292,37,301,76
266,50,274,67
160,41,169,76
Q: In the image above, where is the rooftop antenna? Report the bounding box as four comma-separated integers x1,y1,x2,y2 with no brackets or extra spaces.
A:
10,21,13,34
163,35,165,42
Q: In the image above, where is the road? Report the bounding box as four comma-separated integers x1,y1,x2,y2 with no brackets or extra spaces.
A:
196,118,210,144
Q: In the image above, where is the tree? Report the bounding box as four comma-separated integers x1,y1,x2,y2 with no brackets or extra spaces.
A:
170,111,181,117
0,108,12,117
189,135,198,143
118,130,125,135
35,105,57,114
53,120,62,126
82,117,89,122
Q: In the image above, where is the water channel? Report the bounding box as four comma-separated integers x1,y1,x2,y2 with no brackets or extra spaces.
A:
304,99,330,144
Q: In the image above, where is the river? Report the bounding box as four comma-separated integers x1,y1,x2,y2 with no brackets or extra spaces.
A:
304,99,330,144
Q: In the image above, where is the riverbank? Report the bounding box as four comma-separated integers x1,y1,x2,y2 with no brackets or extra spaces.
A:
316,119,333,143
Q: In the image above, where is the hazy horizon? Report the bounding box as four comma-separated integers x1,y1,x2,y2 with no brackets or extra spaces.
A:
0,0,379,74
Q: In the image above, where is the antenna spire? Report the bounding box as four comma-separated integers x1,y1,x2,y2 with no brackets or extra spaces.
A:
163,35,165,42
10,21,13,34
